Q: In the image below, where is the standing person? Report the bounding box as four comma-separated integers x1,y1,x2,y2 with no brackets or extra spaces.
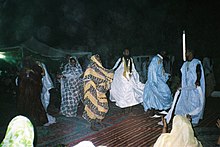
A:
82,54,114,131
175,49,205,126
59,57,83,117
203,55,215,97
142,51,172,113
110,48,144,112
37,61,56,126
17,56,48,126
141,56,150,83
59,54,72,73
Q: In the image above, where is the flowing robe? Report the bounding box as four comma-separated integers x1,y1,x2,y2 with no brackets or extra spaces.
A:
40,62,56,124
0,115,34,147
154,115,202,147
110,57,144,108
60,61,83,117
17,64,48,126
175,59,205,125
143,55,172,111
82,56,114,122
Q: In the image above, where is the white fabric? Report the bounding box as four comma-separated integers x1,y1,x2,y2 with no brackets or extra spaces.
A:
162,86,204,125
164,88,181,124
73,141,95,147
110,57,144,108
40,62,56,125
154,115,203,147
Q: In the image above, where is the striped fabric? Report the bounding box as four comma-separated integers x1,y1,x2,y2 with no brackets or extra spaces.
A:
82,55,114,122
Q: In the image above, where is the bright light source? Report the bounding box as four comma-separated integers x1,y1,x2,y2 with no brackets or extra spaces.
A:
0,54,6,59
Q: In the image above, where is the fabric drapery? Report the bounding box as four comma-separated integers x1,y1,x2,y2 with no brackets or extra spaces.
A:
0,115,34,147
82,55,114,122
17,62,48,126
154,115,202,147
110,57,144,108
60,57,83,117
143,54,172,111
175,59,205,125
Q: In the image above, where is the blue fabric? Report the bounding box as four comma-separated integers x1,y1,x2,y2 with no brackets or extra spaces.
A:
143,55,172,111
175,59,205,125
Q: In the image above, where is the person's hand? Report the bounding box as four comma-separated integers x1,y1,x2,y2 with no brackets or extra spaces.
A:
162,116,167,128
186,114,192,123
162,116,168,133
57,74,64,79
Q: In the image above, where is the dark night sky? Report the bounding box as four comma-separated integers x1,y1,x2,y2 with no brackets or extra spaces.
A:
0,0,219,58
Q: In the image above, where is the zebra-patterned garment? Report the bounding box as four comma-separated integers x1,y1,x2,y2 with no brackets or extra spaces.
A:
82,55,114,122
60,61,83,117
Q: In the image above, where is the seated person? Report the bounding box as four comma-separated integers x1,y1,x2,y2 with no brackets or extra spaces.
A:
1,115,35,147
154,115,202,147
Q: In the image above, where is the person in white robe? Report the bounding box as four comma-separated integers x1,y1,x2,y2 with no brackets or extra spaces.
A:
110,48,144,110
175,49,205,125
37,61,56,126
142,51,172,112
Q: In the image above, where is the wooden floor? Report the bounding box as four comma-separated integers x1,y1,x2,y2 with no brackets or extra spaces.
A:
0,91,219,147
69,112,168,147
68,108,220,147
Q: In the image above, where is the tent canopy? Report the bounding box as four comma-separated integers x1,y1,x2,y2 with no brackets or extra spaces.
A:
0,37,92,61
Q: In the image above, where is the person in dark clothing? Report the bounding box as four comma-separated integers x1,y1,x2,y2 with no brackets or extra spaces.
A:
17,56,48,126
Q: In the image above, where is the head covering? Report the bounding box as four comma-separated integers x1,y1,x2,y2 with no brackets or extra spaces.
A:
74,141,95,147
0,115,34,147
154,115,202,147
90,54,102,67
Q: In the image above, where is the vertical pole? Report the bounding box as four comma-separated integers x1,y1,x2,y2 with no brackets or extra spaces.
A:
182,30,186,61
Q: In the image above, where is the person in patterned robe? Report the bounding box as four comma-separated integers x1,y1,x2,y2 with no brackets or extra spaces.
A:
0,115,35,147
60,57,83,117
82,54,114,131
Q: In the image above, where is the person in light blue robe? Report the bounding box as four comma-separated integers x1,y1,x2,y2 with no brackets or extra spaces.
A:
175,49,205,125
143,51,172,112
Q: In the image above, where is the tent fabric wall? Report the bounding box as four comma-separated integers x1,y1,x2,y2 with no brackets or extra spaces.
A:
21,37,92,60
0,37,92,61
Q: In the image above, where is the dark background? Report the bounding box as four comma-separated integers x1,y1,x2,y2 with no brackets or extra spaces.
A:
0,0,219,58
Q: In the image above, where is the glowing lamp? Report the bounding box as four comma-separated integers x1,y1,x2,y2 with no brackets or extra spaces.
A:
0,54,6,59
